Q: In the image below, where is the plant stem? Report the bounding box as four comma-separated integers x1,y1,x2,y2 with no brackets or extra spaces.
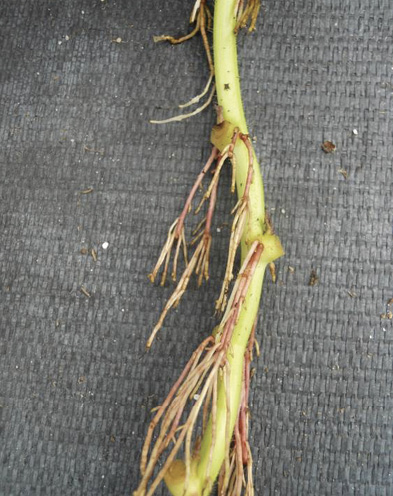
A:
165,1,283,494
214,0,265,251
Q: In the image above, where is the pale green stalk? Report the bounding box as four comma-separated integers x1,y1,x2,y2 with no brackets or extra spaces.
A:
165,1,283,495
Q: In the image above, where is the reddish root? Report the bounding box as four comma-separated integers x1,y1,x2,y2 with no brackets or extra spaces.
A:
149,131,255,344
149,130,253,346
147,154,222,348
149,147,218,286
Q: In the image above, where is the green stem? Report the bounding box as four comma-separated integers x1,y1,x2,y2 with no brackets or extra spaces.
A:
165,1,283,494
214,0,265,251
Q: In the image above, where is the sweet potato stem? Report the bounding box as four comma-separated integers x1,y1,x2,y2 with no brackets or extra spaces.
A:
214,0,266,252
135,1,283,494
164,2,283,493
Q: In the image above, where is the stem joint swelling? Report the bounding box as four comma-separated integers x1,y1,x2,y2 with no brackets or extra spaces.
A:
135,0,283,494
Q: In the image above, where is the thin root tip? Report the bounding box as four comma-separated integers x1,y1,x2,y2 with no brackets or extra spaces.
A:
148,274,155,283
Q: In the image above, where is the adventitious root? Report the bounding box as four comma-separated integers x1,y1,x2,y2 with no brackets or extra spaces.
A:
218,323,257,495
234,0,261,33
147,130,254,347
216,134,254,313
134,242,264,495
146,146,219,348
148,147,218,286
151,0,215,124
150,85,216,125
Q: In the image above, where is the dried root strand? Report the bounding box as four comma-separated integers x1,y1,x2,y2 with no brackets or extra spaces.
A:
147,232,212,348
150,85,216,125
234,0,261,33
153,14,201,45
148,219,187,286
179,72,214,109
135,242,264,495
151,0,215,124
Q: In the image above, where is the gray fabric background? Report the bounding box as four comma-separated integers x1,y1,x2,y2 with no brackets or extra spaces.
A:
0,0,392,494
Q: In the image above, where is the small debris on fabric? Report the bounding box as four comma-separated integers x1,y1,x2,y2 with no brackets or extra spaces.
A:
91,249,98,262
80,247,89,255
380,311,393,320
387,297,393,305
352,129,358,135
308,269,319,286
78,376,86,384
80,188,94,194
338,169,349,179
80,286,91,298
102,242,109,250
288,266,295,273
321,140,336,153
346,290,357,298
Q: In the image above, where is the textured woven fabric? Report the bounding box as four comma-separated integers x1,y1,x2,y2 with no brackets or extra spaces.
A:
1,0,392,495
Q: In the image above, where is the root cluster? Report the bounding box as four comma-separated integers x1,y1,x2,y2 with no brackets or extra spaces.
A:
135,242,264,496
147,131,254,348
